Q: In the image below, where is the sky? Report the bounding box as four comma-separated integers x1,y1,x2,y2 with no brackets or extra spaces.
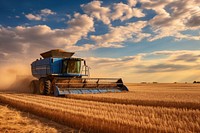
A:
0,0,200,85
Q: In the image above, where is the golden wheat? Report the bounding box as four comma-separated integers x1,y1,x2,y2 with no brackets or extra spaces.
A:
67,83,200,109
0,104,80,133
0,93,199,133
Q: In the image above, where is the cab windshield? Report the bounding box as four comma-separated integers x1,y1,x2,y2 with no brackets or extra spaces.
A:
62,59,81,74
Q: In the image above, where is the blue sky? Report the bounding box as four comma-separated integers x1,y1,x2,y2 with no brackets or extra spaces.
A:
0,0,200,84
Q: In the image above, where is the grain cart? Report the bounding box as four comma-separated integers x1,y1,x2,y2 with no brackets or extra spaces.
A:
30,49,128,96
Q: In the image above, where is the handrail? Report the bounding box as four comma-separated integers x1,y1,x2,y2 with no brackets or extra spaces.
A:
81,65,90,77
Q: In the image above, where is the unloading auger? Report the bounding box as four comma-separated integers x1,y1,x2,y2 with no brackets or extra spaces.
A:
30,49,128,96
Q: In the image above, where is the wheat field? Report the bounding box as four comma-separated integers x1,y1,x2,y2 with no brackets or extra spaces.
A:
0,83,200,133
0,104,81,133
68,83,200,109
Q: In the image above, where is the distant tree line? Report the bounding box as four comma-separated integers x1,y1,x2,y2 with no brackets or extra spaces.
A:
193,81,200,84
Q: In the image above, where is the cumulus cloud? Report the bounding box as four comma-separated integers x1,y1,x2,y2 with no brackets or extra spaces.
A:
111,2,145,21
25,8,56,21
80,1,147,47
90,21,149,47
41,9,56,15
76,0,199,43
60,13,95,46
82,0,144,25
186,15,200,27
80,0,198,45
81,1,111,25
4,0,200,54
1,0,200,84
127,0,137,7
65,44,96,51
0,13,94,62
140,0,200,41
25,14,42,21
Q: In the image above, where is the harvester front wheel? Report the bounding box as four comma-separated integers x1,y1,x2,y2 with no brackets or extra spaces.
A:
39,78,51,95
44,80,51,94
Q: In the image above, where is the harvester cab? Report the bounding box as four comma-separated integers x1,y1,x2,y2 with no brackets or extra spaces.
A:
30,49,128,96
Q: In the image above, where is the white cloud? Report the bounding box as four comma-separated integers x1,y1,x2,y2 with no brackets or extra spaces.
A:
111,2,145,21
81,0,199,42
2,0,200,84
41,9,56,15
140,0,200,41
65,44,96,52
82,0,144,24
66,14,71,19
66,13,94,45
25,9,56,21
127,0,137,7
1,19,200,82
0,14,94,61
90,21,149,47
25,14,42,21
81,1,111,25
4,0,200,54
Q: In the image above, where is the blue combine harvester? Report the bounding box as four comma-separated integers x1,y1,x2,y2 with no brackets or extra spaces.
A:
30,49,128,96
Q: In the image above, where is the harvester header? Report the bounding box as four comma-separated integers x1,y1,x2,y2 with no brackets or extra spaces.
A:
30,49,128,96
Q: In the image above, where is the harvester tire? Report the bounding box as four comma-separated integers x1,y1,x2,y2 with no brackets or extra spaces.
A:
39,78,45,95
39,78,51,95
39,78,49,95
44,80,51,94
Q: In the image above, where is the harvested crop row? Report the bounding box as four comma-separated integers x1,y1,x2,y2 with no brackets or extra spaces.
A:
127,83,200,91
0,104,80,133
8,93,199,118
0,93,200,133
67,94,200,110
0,94,163,133
66,84,200,110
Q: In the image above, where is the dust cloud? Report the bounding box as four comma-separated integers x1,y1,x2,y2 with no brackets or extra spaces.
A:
0,64,35,93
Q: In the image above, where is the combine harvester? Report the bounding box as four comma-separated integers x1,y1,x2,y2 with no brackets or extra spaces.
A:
30,49,128,96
